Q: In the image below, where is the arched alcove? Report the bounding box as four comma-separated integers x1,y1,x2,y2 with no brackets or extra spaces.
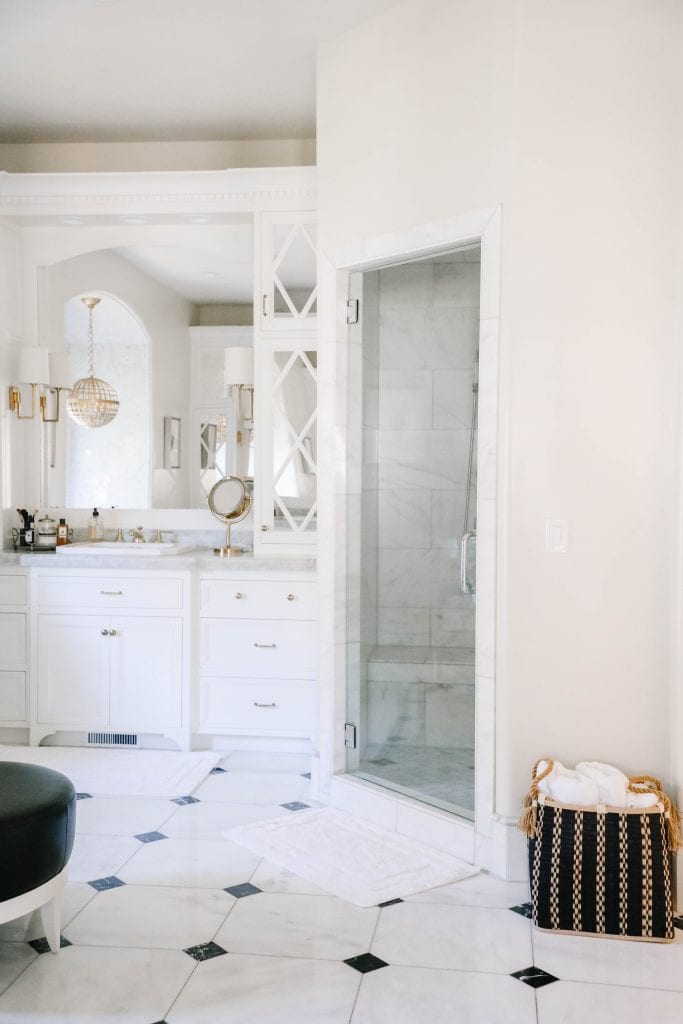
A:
64,292,151,508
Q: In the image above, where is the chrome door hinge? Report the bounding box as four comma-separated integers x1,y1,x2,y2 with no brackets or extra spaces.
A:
346,299,359,325
344,722,357,749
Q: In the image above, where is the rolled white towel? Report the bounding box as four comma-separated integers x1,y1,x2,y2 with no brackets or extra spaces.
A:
535,760,600,806
626,791,660,809
576,761,629,807
549,774,600,807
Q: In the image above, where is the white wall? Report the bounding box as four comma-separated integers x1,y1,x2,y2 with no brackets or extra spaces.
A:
317,0,683,818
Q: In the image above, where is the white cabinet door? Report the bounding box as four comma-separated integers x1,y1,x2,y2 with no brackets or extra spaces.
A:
258,212,317,332
109,616,183,730
0,613,27,666
0,671,26,724
37,614,109,725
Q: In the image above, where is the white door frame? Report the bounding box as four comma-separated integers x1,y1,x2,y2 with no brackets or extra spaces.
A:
313,205,519,875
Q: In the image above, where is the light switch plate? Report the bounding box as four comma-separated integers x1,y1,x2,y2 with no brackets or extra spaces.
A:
545,519,568,553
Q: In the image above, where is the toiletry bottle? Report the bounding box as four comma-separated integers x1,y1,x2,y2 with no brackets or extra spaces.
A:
57,517,68,546
87,507,103,542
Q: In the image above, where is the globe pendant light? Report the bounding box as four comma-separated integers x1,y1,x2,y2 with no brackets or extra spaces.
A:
66,297,119,428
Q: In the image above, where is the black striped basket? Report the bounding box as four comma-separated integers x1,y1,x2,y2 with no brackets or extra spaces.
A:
528,797,675,942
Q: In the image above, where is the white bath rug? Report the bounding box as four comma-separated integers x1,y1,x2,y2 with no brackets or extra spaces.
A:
226,807,479,907
0,745,221,797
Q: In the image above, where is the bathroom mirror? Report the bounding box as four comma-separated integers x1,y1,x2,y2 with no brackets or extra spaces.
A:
207,474,253,556
40,224,255,511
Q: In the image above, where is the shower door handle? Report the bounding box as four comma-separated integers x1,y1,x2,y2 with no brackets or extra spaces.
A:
460,530,476,595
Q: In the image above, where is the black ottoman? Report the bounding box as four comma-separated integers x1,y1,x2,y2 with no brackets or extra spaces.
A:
0,761,76,951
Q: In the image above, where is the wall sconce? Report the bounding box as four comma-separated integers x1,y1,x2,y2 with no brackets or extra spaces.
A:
224,347,254,422
8,348,50,420
42,352,73,423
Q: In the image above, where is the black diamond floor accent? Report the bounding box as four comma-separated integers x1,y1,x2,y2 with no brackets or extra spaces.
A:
184,941,227,962
511,966,559,989
76,793,93,800
377,897,404,908
210,766,227,775
281,801,310,811
173,795,200,806
224,882,262,899
344,953,389,974
510,902,533,919
300,772,311,779
674,915,683,931
135,831,168,844
88,875,126,892
28,935,71,954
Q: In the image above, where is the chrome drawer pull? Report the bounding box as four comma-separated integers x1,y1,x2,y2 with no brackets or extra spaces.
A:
254,701,278,709
287,593,295,601
234,592,244,600
101,590,123,596
253,642,277,648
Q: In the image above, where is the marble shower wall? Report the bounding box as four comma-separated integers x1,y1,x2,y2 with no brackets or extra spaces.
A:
361,251,481,652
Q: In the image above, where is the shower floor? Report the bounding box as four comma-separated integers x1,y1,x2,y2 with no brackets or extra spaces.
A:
356,742,475,820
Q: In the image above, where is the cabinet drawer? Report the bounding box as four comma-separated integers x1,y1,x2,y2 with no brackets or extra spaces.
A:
200,619,317,679
199,677,314,734
0,613,26,665
0,671,26,723
0,575,26,606
200,579,316,620
36,576,183,610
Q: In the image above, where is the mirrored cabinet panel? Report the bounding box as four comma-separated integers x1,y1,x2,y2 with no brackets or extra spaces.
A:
259,212,317,332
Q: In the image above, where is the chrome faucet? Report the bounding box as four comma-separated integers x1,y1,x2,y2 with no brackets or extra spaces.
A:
129,526,145,543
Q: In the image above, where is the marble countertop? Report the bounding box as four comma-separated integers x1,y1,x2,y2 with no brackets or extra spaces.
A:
0,550,316,575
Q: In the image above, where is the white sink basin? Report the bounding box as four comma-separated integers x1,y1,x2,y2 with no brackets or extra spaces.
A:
56,542,194,556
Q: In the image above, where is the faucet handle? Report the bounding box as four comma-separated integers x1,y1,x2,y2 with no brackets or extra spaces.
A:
151,529,175,544
115,528,124,542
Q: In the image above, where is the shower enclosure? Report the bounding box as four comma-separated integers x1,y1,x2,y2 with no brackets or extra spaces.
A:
346,248,480,819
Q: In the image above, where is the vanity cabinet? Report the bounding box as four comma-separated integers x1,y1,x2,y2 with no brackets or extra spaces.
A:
197,575,317,741
0,571,28,726
31,570,190,748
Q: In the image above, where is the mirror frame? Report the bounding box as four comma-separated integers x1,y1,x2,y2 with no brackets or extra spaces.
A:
0,166,317,528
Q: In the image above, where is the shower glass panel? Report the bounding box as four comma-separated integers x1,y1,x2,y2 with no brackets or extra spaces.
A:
347,249,480,820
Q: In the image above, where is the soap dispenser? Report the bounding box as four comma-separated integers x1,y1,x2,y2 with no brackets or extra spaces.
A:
87,507,103,542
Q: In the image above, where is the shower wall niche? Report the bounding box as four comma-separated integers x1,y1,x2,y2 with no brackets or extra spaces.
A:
350,248,481,818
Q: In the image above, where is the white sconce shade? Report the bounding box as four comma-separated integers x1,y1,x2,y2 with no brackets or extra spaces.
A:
48,352,73,390
18,347,50,385
224,347,254,388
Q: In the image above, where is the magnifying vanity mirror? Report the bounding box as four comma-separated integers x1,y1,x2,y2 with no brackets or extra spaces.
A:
207,475,254,557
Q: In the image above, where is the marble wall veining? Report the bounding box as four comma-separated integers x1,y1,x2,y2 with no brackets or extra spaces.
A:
363,252,480,653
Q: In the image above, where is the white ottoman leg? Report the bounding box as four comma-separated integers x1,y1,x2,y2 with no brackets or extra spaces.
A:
41,877,65,953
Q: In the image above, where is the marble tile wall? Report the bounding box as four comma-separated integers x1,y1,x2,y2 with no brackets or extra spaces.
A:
361,253,480,654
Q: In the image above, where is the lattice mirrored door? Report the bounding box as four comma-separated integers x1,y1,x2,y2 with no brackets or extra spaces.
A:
260,213,317,331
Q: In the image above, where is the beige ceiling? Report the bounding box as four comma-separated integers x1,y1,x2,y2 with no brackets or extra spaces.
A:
0,0,399,143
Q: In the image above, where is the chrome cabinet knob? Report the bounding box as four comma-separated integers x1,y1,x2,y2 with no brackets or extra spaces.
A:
235,592,244,600
287,593,295,601
101,629,109,636
260,525,268,532
109,629,118,636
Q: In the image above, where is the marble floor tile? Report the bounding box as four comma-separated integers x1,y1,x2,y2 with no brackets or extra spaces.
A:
249,858,329,896
0,945,194,1024
536,979,683,1023
118,836,263,888
215,892,378,960
351,966,536,1024
371,902,533,974
74,794,176,835
167,953,361,1024
193,770,310,805
64,883,234,949
531,927,683,991
162,799,286,840
0,940,36,996
408,871,530,909
67,832,141,882
0,881,95,942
